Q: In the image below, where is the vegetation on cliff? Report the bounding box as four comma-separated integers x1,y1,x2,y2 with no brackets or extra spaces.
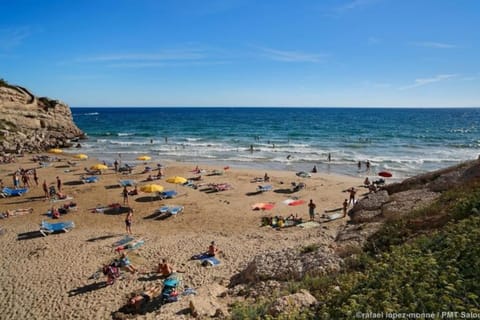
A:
230,181,480,319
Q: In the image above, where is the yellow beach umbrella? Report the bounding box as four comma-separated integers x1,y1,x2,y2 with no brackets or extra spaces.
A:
48,148,63,154
137,155,151,161
74,154,88,160
166,176,187,184
91,164,108,171
140,184,164,193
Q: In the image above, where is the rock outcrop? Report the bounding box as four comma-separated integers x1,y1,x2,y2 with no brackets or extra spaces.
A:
0,83,84,153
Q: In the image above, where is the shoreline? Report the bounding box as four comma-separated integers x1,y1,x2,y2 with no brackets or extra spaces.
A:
0,152,368,319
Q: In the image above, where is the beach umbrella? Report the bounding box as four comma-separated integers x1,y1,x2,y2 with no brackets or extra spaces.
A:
137,155,151,161
48,148,63,154
166,176,187,184
140,184,164,193
91,164,108,171
74,154,88,160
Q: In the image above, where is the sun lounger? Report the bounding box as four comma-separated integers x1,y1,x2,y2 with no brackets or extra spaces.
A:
157,205,184,215
40,220,75,236
159,190,177,199
119,179,136,187
168,206,184,215
257,185,273,192
82,176,99,183
213,183,232,192
158,205,170,214
1,187,28,197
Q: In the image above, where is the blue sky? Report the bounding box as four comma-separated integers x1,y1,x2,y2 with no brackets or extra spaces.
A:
1,0,479,107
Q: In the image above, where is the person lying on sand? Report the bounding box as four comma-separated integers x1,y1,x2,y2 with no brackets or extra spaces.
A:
127,286,162,312
1,207,33,218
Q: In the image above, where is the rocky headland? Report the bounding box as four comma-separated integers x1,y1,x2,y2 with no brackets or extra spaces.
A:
0,81,84,154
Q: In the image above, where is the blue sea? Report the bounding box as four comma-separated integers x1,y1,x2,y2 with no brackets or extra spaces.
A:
71,107,480,179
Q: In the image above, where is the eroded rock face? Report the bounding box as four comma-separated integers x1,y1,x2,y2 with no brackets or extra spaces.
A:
0,85,84,153
231,247,340,285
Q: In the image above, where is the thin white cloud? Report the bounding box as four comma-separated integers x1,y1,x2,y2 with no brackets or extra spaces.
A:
410,41,458,49
399,74,458,90
336,0,379,12
79,50,206,63
0,27,31,50
258,47,327,63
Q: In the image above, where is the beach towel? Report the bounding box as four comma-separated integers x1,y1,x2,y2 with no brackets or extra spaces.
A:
115,238,145,252
251,202,275,210
321,212,345,221
297,221,321,229
190,253,221,266
282,199,306,206
51,195,74,203
112,235,135,247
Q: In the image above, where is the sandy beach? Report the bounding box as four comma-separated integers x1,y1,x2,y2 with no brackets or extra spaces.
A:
0,154,361,319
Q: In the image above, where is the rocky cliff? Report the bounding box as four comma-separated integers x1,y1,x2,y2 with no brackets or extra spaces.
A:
0,83,84,153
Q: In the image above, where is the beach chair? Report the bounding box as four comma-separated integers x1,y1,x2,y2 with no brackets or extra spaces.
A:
40,220,75,236
119,179,136,187
82,176,99,183
168,206,184,215
257,185,273,192
158,205,170,214
159,190,177,199
1,187,28,197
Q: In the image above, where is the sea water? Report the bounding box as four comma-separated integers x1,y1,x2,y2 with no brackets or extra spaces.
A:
71,107,480,179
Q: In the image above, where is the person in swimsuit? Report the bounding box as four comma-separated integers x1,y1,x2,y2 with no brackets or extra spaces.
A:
128,286,162,311
125,208,133,234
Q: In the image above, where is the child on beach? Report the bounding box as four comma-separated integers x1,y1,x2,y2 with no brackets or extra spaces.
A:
125,208,133,234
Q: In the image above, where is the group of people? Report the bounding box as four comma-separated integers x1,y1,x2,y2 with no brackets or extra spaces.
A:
103,240,220,313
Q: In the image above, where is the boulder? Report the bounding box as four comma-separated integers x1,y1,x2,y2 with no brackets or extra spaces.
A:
268,289,317,317
231,246,340,285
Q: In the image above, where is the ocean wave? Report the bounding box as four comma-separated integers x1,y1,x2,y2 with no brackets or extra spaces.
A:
117,133,135,137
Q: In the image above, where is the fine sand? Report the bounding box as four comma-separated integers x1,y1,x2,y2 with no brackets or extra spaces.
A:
0,154,361,319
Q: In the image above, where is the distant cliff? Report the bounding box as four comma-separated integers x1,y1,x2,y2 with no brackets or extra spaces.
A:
0,81,84,153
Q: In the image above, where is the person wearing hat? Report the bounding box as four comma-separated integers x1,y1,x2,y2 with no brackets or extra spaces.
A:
207,241,219,257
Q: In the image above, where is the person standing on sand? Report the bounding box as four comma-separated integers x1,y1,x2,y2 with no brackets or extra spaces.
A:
343,199,349,217
33,169,39,186
308,199,316,221
56,176,62,193
348,187,357,206
114,160,119,173
123,186,129,205
42,180,49,200
125,208,133,234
